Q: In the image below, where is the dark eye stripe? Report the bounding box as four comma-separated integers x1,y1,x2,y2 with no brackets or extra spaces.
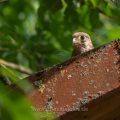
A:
81,36,84,40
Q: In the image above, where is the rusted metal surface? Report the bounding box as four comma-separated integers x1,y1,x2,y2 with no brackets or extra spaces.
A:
27,40,120,119
60,87,120,120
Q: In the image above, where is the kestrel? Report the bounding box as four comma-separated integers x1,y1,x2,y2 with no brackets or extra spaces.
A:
72,32,94,56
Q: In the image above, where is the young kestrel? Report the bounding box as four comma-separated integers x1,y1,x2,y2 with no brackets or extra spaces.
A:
72,32,94,56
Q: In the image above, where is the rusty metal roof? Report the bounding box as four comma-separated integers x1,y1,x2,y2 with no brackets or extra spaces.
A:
27,40,120,119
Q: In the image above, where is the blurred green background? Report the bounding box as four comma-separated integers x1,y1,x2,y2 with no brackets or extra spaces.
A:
0,0,120,120
0,0,120,72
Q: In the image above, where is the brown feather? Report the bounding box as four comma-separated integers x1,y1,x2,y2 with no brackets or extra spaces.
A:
72,32,94,56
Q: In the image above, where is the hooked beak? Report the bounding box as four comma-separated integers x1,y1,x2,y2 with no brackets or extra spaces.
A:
73,38,81,44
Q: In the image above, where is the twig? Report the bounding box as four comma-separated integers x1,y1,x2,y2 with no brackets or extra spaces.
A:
0,0,8,3
96,7,117,19
0,59,32,75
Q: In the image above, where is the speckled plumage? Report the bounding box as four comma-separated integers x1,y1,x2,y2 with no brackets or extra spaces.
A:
72,32,94,56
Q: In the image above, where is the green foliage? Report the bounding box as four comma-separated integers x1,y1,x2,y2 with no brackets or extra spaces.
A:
0,65,33,93
0,65,35,120
0,84,35,120
0,65,56,120
0,0,120,70
0,1,120,120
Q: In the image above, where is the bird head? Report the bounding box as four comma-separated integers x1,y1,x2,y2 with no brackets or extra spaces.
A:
72,32,93,54
72,32,91,45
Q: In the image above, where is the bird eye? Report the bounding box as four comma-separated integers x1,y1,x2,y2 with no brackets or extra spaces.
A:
80,35,84,40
